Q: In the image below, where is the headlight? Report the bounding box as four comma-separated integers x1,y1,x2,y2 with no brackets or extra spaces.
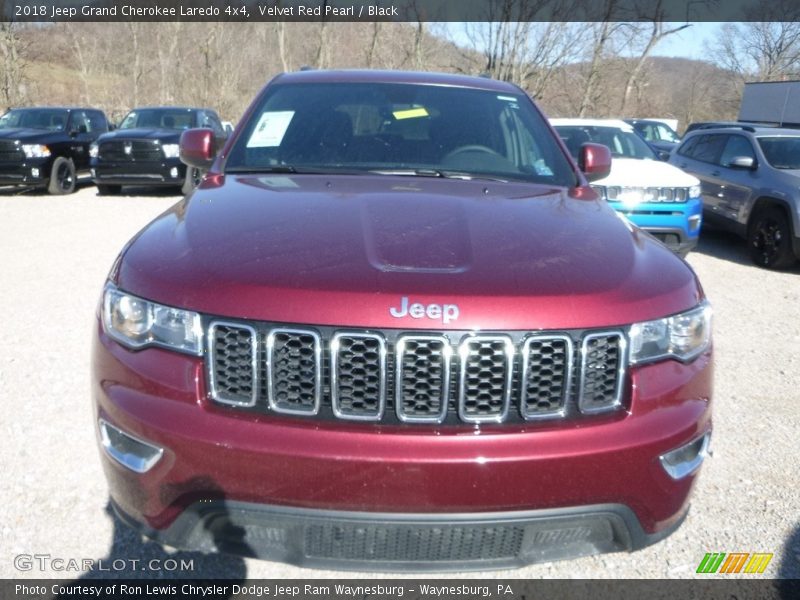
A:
162,144,180,158
102,284,202,355
89,143,99,158
22,144,50,158
689,184,701,198
629,301,712,364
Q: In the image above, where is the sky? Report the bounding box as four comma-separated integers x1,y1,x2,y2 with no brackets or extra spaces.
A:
651,22,723,59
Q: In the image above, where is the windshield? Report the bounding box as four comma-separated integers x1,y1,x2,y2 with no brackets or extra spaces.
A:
225,82,576,186
757,136,800,169
0,109,69,131
555,125,656,160
119,108,197,130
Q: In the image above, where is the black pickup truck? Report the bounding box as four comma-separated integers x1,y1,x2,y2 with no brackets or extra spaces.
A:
0,107,109,194
90,106,227,195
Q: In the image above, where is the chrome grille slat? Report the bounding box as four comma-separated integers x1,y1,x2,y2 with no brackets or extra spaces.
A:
520,335,573,420
395,334,450,423
331,332,387,421
207,322,258,407
579,332,626,414
458,335,514,423
266,328,322,415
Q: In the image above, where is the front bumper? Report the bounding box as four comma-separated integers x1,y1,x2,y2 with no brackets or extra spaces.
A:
611,197,703,256
0,158,52,187
91,159,186,187
93,320,713,570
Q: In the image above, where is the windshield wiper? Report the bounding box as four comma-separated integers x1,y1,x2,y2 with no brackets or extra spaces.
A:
370,168,510,183
225,165,299,174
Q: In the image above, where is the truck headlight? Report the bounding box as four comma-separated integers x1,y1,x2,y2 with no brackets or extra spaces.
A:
629,301,712,364
102,284,202,355
162,143,180,158
689,184,701,198
89,143,99,158
22,144,51,158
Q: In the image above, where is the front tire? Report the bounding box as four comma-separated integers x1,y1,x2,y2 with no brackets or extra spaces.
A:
748,207,796,269
47,157,76,195
181,167,202,195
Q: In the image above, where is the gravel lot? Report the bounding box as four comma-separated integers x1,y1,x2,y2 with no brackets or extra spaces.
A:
1,184,798,581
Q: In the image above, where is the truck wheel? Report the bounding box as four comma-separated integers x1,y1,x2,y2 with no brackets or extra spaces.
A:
97,184,121,195
47,157,76,195
181,167,202,195
748,207,796,269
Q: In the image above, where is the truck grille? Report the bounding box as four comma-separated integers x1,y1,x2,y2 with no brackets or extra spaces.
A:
0,140,23,161
99,139,163,161
207,322,627,425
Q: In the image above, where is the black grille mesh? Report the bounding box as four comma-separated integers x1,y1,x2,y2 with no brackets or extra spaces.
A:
210,325,255,405
304,523,524,562
0,141,23,161
460,338,510,420
99,140,162,161
580,334,623,412
334,335,383,419
397,337,447,420
522,337,570,418
268,330,318,413
207,323,626,423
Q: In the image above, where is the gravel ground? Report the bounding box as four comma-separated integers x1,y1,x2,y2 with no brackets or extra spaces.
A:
1,184,798,581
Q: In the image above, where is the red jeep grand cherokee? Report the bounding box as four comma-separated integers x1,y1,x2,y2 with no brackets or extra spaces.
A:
92,70,713,571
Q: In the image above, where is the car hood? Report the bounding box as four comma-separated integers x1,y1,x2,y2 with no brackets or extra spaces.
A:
97,128,181,143
116,174,702,330
596,158,699,187
0,128,62,142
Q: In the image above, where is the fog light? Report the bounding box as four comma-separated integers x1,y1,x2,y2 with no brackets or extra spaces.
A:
659,431,711,480
170,167,179,178
90,168,96,178
31,168,39,178
99,419,164,473
688,215,702,232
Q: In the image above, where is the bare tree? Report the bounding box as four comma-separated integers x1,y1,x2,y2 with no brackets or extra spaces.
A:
0,21,28,107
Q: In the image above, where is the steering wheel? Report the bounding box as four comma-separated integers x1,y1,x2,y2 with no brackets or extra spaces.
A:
444,145,503,159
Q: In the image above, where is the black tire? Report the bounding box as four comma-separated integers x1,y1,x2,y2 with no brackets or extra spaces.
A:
747,207,797,269
181,166,202,195
97,184,121,195
47,157,76,195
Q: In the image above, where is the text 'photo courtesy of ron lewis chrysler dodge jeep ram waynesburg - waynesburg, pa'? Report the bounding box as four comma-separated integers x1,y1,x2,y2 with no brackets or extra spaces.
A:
92,69,713,571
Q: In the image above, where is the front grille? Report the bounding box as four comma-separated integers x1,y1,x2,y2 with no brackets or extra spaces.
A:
595,185,690,204
0,140,23,161
206,322,627,425
99,139,162,161
304,523,524,562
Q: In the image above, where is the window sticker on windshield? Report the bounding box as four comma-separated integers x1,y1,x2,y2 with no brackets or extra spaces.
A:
393,107,429,120
533,159,554,177
246,111,295,147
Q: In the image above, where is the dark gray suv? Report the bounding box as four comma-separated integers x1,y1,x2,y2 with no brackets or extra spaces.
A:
670,124,800,269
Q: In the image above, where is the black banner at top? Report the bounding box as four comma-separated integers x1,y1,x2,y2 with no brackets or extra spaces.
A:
0,0,796,23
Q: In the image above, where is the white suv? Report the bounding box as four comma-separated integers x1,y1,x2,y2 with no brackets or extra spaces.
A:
551,118,702,257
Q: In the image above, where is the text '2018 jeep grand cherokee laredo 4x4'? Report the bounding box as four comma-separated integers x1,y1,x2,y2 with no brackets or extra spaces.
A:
93,70,713,571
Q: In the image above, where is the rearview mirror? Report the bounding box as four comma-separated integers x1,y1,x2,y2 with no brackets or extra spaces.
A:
579,143,612,183
180,128,216,170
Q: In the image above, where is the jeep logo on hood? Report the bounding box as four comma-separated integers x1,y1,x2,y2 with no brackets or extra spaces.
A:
389,297,459,324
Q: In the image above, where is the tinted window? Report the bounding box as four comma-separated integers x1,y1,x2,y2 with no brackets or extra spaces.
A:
119,108,197,130
0,108,69,131
225,82,575,186
201,111,224,137
87,111,108,132
554,125,655,160
679,134,726,164
719,135,755,167
757,136,800,169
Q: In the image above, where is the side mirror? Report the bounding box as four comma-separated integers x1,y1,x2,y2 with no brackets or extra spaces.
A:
180,128,216,169
658,150,671,161
579,142,612,183
729,156,756,170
